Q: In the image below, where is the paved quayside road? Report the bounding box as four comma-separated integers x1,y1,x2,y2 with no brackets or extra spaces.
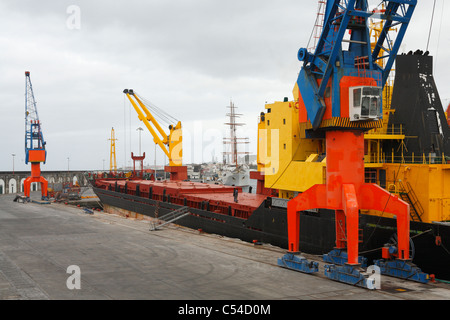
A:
0,192,449,300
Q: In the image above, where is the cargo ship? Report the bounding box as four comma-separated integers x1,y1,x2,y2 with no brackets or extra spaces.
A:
90,53,450,281
90,2,450,281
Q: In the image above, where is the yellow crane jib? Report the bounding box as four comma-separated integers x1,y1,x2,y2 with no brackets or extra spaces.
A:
123,89,187,180
109,127,118,173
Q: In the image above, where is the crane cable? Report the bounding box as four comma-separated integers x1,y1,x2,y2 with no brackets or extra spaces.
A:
136,93,179,127
426,0,437,52
435,0,445,69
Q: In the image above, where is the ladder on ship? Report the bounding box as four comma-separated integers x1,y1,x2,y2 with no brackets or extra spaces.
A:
150,206,191,231
398,181,423,222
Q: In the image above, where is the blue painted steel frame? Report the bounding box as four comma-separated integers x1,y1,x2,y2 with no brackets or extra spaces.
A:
278,253,319,274
324,264,376,289
323,248,368,268
25,73,46,164
296,0,416,130
374,259,430,283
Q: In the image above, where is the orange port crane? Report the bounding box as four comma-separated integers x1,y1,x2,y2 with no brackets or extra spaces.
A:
278,0,429,287
24,71,48,200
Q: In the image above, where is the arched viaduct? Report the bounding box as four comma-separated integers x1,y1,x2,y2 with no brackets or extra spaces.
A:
0,171,88,195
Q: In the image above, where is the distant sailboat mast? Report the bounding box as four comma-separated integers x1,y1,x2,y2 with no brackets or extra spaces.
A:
223,100,249,168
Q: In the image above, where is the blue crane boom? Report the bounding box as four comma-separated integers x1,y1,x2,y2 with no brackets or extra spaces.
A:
297,0,417,130
25,71,46,164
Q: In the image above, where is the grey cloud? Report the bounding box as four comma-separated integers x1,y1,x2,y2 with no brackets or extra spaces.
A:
0,0,448,171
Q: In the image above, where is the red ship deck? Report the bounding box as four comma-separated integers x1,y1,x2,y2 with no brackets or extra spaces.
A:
94,178,267,219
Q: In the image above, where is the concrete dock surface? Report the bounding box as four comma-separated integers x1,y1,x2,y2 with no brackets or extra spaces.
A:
0,192,449,301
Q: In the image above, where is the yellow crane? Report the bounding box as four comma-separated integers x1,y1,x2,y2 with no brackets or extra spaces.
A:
123,89,187,180
108,127,118,173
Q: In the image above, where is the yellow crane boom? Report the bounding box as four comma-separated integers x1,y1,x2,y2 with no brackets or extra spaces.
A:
123,89,183,168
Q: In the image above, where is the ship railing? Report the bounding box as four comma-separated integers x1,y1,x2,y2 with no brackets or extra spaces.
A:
365,152,450,165
85,169,155,181
365,123,404,136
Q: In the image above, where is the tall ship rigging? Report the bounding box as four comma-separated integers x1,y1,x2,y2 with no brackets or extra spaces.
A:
221,101,250,189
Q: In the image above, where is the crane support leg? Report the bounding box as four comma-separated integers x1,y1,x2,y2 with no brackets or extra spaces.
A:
287,131,368,264
359,185,430,283
280,130,428,287
24,163,48,200
341,184,359,265
278,184,326,274
286,183,364,265
359,184,410,260
286,184,327,253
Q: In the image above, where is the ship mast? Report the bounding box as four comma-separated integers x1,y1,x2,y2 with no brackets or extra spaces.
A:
223,101,249,168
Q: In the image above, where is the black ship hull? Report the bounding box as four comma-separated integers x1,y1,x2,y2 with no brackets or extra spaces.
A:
93,187,450,281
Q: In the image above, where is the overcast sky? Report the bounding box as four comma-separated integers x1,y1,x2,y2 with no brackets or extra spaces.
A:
1,0,449,171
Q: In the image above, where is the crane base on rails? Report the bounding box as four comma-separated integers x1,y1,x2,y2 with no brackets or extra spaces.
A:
324,264,378,290
24,168,49,201
374,258,430,283
323,248,367,268
282,130,430,288
277,252,319,274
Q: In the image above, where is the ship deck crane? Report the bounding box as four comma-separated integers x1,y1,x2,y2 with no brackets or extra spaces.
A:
278,0,430,288
24,71,48,200
109,127,118,173
123,89,187,180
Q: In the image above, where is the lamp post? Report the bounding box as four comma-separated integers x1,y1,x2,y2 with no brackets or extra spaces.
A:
11,154,15,174
136,127,143,156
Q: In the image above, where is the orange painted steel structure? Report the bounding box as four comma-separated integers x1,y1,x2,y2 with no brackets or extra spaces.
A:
447,103,450,127
286,0,417,271
287,130,410,265
131,152,145,177
24,148,48,199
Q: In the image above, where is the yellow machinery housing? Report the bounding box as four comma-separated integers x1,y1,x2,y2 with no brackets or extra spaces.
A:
257,82,450,224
